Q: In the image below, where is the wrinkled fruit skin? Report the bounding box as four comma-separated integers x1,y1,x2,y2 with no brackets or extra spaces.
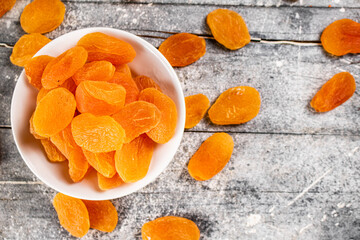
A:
0,0,16,18
73,60,115,85
310,72,356,112
40,139,66,162
185,94,210,129
208,86,261,125
188,132,234,181
159,33,206,67
142,216,200,240
25,55,54,90
109,71,139,104
82,200,118,233
83,150,116,178
97,172,124,190
321,19,360,56
134,75,162,92
207,9,251,50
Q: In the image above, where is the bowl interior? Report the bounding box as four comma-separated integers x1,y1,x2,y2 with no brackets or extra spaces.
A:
11,28,185,200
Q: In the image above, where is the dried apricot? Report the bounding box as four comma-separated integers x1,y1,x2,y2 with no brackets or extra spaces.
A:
208,86,261,125
134,75,162,92
42,46,88,89
139,88,177,144
97,172,124,190
36,78,76,104
185,94,210,129
77,32,136,65
159,33,206,67
83,150,116,178
115,64,132,77
71,113,125,153
29,113,45,139
310,72,356,112
10,34,51,67
53,193,90,238
0,0,16,18
20,0,65,34
40,139,66,162
109,72,139,104
112,101,161,143
321,19,360,56
82,200,118,232
73,61,115,85
115,134,155,183
207,9,251,50
188,133,233,181
142,216,200,240
25,55,54,90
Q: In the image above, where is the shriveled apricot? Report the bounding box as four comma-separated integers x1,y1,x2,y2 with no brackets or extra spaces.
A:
73,61,115,85
83,150,116,178
115,64,132,77
109,72,139,104
321,19,360,56
77,32,136,65
36,78,76,104
33,87,76,137
207,9,250,50
185,94,210,129
82,200,118,232
142,216,200,240
53,193,90,238
112,101,161,143
10,34,51,67
29,113,45,139
311,72,356,112
208,86,261,125
97,172,124,190
71,113,125,153
20,0,65,34
76,80,126,116
115,134,155,183
25,55,54,90
0,0,16,18
134,75,162,92
42,46,88,89
159,33,206,67
139,88,177,144
41,139,66,162
188,133,233,181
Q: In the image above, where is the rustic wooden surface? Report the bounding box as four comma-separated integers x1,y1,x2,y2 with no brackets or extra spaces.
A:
0,1,359,239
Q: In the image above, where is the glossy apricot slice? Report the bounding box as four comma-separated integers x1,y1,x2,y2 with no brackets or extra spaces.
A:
73,61,116,85
109,72,139,104
25,55,54,90
41,139,66,162
97,172,124,190
82,200,118,232
134,75,162,92
83,150,116,178
0,0,16,18
185,94,210,129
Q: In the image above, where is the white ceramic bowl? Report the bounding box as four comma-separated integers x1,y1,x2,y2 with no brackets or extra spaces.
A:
11,28,185,200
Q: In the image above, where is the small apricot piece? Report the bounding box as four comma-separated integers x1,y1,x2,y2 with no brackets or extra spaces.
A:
25,55,54,90
33,88,76,137
311,72,356,112
82,200,118,232
0,0,16,18
97,172,124,190
134,75,162,92
53,193,90,238
109,72,139,104
20,0,65,34
40,139,66,162
207,9,251,50
73,61,116,85
76,80,126,116
71,113,125,153
29,113,45,139
185,94,210,129
112,101,161,143
188,133,233,181
321,19,360,56
115,134,155,183
142,216,200,240
10,34,51,67
77,32,136,65
83,150,116,178
115,64,132,77
208,86,261,125
139,88,177,144
36,78,76,104
159,33,206,67
42,46,88,89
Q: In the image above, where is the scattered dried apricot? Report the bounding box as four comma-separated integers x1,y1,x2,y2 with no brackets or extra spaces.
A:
185,94,210,129
109,72,139,104
40,139,66,162
97,172,124,190
83,150,116,178
73,61,115,85
134,75,162,92
0,0,16,18
25,55,54,90
82,200,118,232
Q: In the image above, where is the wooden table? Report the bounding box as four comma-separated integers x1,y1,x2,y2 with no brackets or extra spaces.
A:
1,1,359,239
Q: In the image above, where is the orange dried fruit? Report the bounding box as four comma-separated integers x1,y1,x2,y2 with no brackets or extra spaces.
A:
83,150,116,178
29,113,45,139
115,63,132,77
115,134,155,183
133,75,162,92
159,33,206,67
41,46,88,89
97,172,124,190
10,33,51,67
112,101,161,143
208,86,261,125
321,19,360,56
40,139,66,162
109,72,139,104
20,0,65,34
142,216,200,240
53,193,90,238
207,9,251,50
73,61,116,85
310,72,356,112
32,87,76,137
36,78,76,104
139,88,177,144
77,32,136,65
188,132,234,181
185,94,210,129
25,55,54,90
71,113,125,153
76,80,126,116
0,0,16,18
82,200,118,232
